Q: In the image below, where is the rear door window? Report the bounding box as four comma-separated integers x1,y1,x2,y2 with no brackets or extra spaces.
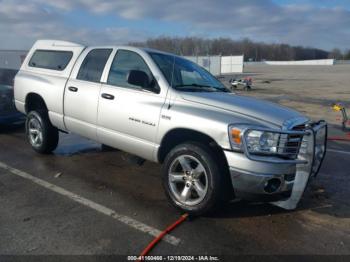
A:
77,49,112,83
28,50,73,71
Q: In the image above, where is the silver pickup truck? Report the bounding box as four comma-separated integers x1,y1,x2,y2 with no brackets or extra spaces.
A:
14,40,327,215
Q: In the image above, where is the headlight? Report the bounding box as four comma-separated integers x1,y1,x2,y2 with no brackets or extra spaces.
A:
229,125,280,155
245,130,280,154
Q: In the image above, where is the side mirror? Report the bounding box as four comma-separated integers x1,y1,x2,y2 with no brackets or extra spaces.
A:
127,70,150,88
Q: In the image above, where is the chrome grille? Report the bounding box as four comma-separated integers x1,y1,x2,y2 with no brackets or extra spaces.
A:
277,124,305,159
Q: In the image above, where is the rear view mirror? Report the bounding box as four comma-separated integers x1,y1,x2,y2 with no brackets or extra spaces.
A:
127,70,150,88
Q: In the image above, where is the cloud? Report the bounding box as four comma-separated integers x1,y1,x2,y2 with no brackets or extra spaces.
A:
0,0,147,49
0,0,349,50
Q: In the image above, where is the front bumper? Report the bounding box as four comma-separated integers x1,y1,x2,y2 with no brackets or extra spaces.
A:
225,121,327,209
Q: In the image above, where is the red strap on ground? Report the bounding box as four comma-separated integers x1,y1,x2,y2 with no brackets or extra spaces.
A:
328,133,350,141
328,137,350,141
136,213,189,262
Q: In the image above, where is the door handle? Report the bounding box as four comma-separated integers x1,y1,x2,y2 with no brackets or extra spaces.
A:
101,93,115,100
68,86,78,92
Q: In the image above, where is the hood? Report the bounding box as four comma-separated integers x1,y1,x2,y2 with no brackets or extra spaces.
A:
180,92,307,127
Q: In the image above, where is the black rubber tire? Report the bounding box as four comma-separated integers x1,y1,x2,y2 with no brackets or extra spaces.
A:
162,142,224,216
25,110,59,154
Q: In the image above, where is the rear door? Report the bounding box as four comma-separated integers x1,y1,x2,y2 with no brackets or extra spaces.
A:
64,48,112,140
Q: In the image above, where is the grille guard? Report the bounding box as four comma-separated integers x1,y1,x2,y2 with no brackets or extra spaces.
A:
239,120,327,209
271,120,327,210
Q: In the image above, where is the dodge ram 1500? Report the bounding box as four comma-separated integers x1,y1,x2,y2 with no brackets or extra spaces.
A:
14,40,327,215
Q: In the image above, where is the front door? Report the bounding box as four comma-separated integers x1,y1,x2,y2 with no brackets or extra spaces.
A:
97,49,166,160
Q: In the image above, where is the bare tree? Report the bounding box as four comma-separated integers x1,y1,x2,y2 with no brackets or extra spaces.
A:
129,37,330,61
328,48,343,60
345,50,350,60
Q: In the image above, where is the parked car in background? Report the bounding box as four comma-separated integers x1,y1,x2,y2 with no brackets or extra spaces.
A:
14,40,327,215
0,84,24,125
229,77,252,90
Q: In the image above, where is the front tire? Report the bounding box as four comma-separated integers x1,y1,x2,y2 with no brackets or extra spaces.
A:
26,110,59,154
162,142,223,215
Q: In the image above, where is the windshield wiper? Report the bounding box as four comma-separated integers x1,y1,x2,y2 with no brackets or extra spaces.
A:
174,83,230,92
174,84,220,92
174,83,213,88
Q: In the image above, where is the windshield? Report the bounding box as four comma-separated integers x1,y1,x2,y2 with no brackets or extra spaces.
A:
149,52,229,92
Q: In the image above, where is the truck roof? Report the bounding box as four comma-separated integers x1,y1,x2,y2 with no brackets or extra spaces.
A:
33,39,175,57
34,39,85,48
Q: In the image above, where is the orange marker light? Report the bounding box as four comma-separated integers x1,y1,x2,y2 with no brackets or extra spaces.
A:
231,128,242,144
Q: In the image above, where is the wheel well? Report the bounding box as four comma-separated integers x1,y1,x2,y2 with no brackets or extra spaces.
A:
158,128,224,163
25,93,48,113
158,128,235,200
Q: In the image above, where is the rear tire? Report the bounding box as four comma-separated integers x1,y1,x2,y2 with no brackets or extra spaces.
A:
26,110,59,154
162,142,224,216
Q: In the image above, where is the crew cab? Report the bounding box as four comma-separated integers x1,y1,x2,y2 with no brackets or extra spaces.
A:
14,40,327,215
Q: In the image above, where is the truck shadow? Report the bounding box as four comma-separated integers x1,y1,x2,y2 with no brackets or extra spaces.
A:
214,200,287,218
0,123,24,134
209,187,349,219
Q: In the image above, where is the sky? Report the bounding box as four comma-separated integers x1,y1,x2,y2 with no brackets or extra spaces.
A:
0,0,349,51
